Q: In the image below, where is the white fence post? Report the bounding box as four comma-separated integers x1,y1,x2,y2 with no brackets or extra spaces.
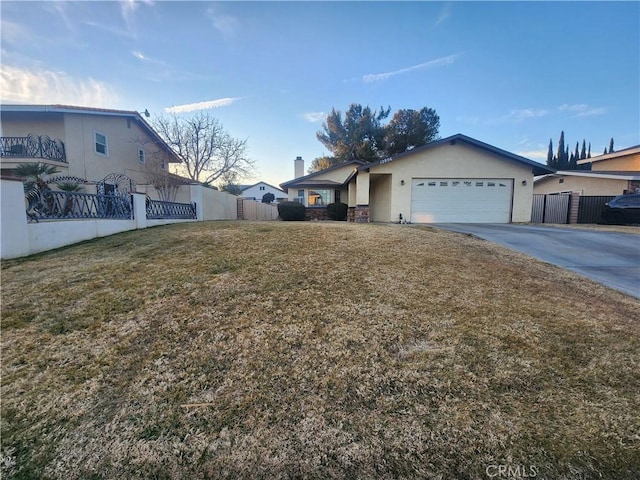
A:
190,185,204,221
132,193,147,229
1,179,30,259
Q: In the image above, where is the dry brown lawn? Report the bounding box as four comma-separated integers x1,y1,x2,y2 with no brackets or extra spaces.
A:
1,221,639,479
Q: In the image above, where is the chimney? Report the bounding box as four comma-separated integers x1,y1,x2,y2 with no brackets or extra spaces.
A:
294,156,304,178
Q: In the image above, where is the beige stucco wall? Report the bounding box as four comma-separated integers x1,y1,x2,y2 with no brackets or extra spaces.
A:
62,113,168,184
534,175,628,196
1,111,173,187
369,174,391,222
0,112,70,175
366,142,535,223
590,153,640,172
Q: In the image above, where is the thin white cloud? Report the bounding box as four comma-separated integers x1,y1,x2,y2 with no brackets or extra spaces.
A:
302,112,326,123
363,54,460,84
508,108,550,121
164,97,245,114
131,50,168,66
84,20,132,38
435,2,452,26
517,149,548,160
206,7,239,38
0,65,119,107
559,103,606,117
120,0,154,36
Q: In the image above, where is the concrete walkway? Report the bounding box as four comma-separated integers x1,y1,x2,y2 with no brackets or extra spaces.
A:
433,224,640,299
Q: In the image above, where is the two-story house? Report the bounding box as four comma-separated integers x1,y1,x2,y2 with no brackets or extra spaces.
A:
0,104,183,196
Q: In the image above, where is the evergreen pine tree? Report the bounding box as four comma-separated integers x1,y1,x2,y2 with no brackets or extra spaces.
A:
604,147,608,155
569,152,575,168
587,142,591,158
609,137,614,153
580,140,587,160
572,142,579,169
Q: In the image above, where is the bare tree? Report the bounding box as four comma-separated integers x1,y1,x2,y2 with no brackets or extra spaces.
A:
143,157,186,202
152,113,254,185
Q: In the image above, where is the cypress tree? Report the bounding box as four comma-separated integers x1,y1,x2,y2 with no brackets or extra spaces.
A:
546,139,554,167
565,146,570,169
587,142,591,158
556,131,566,169
580,140,587,160
573,142,580,168
608,137,614,153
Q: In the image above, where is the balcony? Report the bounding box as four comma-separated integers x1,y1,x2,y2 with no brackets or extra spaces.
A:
1,134,67,163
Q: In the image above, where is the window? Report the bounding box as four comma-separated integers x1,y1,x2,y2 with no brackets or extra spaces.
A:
297,189,305,203
95,132,108,156
259,185,266,191
308,189,330,206
138,148,146,164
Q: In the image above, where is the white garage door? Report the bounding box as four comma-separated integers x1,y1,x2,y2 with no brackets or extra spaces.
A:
410,178,513,223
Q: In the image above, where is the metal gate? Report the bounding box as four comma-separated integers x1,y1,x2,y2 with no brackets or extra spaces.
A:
531,194,570,223
577,196,615,224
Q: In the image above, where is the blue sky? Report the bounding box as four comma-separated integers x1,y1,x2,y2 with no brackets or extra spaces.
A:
1,1,638,186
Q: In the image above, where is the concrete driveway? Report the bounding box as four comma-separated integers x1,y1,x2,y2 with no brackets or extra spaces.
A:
433,224,640,299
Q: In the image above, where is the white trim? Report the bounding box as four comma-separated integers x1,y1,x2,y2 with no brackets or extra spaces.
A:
535,171,640,182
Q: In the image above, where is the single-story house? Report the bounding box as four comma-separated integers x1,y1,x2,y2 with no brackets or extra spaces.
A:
535,145,640,196
280,134,553,223
534,171,640,196
240,181,287,202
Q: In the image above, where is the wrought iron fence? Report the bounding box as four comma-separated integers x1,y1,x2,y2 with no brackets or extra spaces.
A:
26,190,133,222
1,134,67,162
146,198,197,219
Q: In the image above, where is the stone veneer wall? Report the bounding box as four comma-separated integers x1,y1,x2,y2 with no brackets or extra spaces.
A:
354,205,370,223
347,207,355,222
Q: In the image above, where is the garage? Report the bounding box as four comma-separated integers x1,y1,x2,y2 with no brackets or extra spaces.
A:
410,178,513,223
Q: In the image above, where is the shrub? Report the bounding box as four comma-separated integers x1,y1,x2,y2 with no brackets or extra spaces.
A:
278,201,306,221
327,202,348,221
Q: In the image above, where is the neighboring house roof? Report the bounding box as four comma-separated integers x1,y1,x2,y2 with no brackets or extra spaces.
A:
577,145,640,166
240,181,285,193
0,104,182,164
535,170,640,183
360,133,554,176
280,159,366,190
